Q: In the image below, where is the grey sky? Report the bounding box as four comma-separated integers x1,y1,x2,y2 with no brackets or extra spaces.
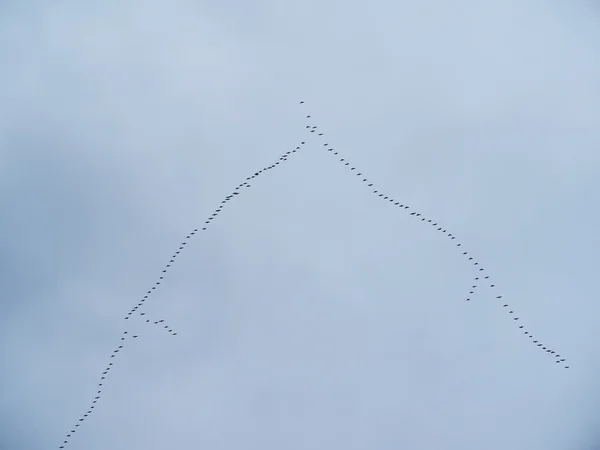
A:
2,1,600,449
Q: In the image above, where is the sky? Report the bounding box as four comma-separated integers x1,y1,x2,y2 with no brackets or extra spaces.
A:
2,0,600,449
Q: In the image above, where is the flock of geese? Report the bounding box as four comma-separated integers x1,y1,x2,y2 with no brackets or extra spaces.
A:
57,101,568,449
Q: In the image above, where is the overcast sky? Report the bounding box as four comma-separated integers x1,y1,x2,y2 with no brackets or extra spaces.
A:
2,1,600,449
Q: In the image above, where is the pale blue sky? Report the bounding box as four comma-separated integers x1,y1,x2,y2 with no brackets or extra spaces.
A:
2,1,600,449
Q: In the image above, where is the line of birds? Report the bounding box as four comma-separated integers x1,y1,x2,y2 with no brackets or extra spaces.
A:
58,136,309,448
299,100,569,369
59,101,569,449
58,331,138,448
125,145,307,322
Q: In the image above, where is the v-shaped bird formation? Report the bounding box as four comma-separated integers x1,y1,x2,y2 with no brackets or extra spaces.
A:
57,101,568,449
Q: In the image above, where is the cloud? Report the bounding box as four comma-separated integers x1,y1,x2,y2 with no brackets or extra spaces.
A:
2,1,600,449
